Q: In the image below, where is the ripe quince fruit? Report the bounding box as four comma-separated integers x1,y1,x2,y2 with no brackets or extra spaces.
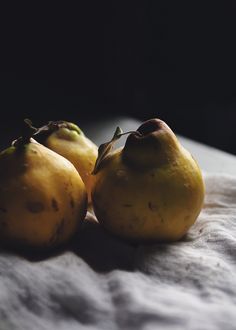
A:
91,119,205,242
0,123,87,249
36,121,97,203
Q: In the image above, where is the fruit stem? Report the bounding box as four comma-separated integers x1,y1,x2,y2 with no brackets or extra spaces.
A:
32,120,84,144
12,119,38,148
92,127,141,174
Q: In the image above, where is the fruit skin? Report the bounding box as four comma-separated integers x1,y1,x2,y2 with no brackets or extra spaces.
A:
91,119,205,242
0,139,87,249
42,122,98,203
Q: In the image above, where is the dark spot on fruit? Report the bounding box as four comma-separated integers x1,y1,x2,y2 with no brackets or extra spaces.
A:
51,198,59,212
148,203,165,223
150,173,155,178
123,204,132,207
50,219,65,244
26,201,44,213
0,207,7,213
148,202,158,211
70,198,75,209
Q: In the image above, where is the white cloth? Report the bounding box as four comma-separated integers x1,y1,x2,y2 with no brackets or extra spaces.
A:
1,173,236,330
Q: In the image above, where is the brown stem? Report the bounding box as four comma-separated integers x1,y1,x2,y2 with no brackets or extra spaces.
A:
12,119,38,148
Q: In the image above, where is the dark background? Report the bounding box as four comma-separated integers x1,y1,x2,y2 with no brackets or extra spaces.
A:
1,3,236,153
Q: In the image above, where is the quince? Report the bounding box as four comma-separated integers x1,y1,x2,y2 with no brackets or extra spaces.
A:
91,119,205,242
0,126,87,249
37,121,97,203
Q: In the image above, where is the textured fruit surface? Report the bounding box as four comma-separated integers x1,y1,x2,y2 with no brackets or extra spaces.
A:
0,140,87,249
44,124,97,203
92,119,205,242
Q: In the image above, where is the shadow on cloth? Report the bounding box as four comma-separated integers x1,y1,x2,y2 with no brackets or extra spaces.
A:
70,213,136,272
0,212,138,272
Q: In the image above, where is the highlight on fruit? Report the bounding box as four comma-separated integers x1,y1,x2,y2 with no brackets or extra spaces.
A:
0,119,88,250
91,118,205,243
